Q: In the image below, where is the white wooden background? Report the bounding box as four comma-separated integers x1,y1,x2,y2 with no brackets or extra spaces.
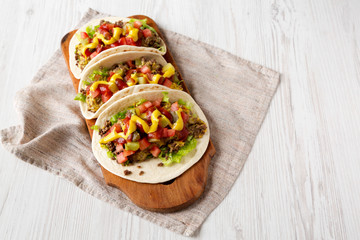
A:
1,0,359,239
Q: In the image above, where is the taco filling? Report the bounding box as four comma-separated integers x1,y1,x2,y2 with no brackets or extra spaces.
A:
74,18,164,70
95,92,207,167
74,58,183,113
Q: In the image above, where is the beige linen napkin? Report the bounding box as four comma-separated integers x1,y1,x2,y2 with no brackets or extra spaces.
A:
0,9,280,236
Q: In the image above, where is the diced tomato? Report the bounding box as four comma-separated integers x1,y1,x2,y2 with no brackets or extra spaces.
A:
125,37,136,46
137,102,152,114
118,37,126,45
163,78,173,88
117,152,128,163
150,146,161,157
84,48,91,57
125,70,137,82
107,72,115,81
123,122,129,134
80,32,89,39
144,101,153,109
140,65,151,74
110,41,120,48
158,77,165,85
90,51,98,60
116,79,128,90
145,107,155,121
148,129,162,140
104,32,112,40
97,38,104,45
181,112,189,125
90,88,101,98
98,27,109,36
139,138,151,150
133,20,143,29
124,113,131,122
105,23,115,31
86,85,91,95
176,127,189,141
110,123,122,133
158,107,173,121
152,99,162,107
116,143,124,153
146,73,153,81
166,129,176,137
114,138,126,145
137,104,147,113
95,44,103,54
162,128,175,138
127,133,133,142
171,102,179,112
99,84,110,93
162,128,169,138
143,29,152,38
101,91,112,103
127,60,135,68
123,150,135,157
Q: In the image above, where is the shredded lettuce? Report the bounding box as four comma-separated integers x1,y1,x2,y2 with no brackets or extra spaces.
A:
83,80,91,86
162,92,170,103
135,98,147,106
91,125,99,131
178,99,186,106
86,25,99,39
158,46,166,52
110,110,127,124
159,137,197,166
74,93,86,102
177,99,193,110
89,68,109,81
107,151,116,159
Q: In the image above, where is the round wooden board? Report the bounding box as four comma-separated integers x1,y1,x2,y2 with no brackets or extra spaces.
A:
60,15,215,212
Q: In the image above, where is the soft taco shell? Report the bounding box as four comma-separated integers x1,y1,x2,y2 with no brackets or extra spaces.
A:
92,90,210,184
79,51,171,119
69,17,167,79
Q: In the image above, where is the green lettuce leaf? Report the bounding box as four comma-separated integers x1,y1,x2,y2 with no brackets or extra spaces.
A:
135,98,147,106
159,137,197,166
85,25,99,39
74,93,86,102
162,92,170,103
110,110,127,124
91,125,99,131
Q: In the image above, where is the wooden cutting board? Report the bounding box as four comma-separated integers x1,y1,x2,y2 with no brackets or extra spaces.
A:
60,15,216,212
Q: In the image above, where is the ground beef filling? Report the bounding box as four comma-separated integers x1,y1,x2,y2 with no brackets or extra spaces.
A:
128,150,150,162
187,118,207,139
99,120,112,137
143,35,162,48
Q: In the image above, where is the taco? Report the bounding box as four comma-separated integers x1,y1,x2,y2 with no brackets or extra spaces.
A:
92,90,210,183
69,17,166,79
74,51,183,119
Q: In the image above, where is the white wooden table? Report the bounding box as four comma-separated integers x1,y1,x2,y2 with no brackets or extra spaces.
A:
1,0,359,239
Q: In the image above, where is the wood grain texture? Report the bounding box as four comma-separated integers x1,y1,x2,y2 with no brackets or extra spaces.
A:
60,21,215,212
1,0,360,239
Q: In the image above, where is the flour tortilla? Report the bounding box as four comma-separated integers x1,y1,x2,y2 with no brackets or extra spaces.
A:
69,17,166,79
92,90,210,184
79,51,171,119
